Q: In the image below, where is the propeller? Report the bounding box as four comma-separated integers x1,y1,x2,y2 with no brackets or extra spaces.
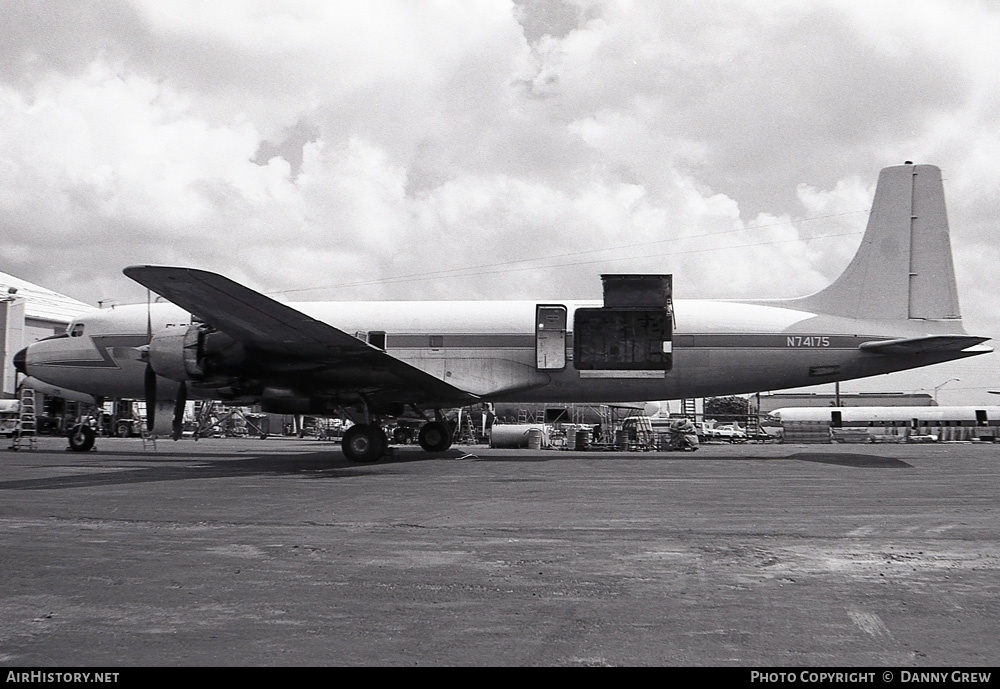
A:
141,290,188,439
144,359,157,432
144,289,156,433
172,381,187,441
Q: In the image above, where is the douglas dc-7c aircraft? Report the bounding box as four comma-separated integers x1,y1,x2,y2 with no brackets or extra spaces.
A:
14,163,991,461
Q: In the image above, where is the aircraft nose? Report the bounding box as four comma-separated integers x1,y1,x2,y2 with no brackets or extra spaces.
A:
13,346,28,375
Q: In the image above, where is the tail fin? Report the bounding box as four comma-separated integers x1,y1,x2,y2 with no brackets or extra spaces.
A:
788,163,961,321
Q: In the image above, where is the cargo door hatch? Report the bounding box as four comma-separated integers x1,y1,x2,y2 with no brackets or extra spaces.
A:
574,275,673,377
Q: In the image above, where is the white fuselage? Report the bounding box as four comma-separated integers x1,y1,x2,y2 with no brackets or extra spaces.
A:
22,296,979,405
771,406,1000,426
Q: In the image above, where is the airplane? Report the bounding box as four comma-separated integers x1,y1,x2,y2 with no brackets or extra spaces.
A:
769,405,1000,442
14,163,992,461
769,406,1000,429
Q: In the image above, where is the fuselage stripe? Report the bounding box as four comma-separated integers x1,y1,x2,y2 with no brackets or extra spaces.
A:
385,333,881,350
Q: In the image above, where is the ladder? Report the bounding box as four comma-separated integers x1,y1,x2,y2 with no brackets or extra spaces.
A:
194,401,221,439
135,401,156,451
10,388,37,451
140,424,157,451
680,398,698,419
455,408,476,444
591,405,613,445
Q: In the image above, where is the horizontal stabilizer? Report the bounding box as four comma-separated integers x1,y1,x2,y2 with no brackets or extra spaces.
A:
859,335,991,355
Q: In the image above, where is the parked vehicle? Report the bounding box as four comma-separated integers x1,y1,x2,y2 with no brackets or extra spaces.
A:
691,421,717,441
0,399,20,437
713,424,748,442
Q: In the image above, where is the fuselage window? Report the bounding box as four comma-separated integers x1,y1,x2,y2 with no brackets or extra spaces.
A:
70,323,85,337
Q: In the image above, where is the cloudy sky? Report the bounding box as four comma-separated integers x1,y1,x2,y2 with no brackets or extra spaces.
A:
3,0,999,403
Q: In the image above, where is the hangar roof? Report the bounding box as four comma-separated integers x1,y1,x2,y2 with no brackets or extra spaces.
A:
0,271,93,324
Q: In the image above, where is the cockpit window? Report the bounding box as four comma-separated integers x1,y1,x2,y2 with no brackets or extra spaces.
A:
70,323,85,337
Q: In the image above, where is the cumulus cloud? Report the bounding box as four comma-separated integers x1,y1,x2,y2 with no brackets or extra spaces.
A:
2,0,1000,401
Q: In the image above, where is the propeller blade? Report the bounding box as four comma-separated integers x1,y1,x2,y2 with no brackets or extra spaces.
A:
144,289,156,435
172,382,187,441
144,364,156,433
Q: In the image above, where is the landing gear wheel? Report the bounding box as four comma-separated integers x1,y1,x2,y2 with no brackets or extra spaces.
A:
68,425,96,452
341,424,386,463
418,421,452,452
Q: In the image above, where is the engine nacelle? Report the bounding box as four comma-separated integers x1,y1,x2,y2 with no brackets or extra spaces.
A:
259,388,351,415
147,324,247,382
260,387,312,415
147,324,204,382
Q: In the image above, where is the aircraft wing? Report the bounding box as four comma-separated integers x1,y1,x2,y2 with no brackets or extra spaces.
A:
123,265,479,404
859,335,991,355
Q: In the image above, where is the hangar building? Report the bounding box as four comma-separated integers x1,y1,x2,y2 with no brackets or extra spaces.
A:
0,271,93,398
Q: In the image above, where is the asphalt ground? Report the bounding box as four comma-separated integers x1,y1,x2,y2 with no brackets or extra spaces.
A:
0,435,997,668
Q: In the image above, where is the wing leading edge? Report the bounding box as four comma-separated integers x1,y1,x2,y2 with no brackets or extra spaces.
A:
123,265,478,404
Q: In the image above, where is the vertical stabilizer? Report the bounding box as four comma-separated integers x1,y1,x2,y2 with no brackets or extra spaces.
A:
790,163,961,321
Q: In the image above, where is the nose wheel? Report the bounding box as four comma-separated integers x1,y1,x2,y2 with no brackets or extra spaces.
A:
68,424,96,452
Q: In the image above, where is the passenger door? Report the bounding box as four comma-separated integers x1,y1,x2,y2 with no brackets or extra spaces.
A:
535,305,567,370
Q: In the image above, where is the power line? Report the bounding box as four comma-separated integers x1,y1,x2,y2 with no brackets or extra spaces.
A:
269,209,868,296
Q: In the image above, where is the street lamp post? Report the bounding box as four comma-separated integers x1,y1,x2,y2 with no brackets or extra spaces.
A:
933,378,960,404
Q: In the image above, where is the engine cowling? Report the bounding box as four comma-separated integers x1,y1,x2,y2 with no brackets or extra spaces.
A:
259,388,353,415
260,387,312,415
147,324,203,382
147,324,246,382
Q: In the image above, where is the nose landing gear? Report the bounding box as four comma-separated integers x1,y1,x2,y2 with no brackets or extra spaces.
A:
68,424,96,452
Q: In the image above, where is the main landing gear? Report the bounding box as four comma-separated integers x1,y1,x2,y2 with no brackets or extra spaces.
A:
341,423,387,463
417,421,451,452
340,419,453,463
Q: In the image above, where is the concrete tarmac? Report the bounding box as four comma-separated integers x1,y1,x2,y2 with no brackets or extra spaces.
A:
0,436,997,667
